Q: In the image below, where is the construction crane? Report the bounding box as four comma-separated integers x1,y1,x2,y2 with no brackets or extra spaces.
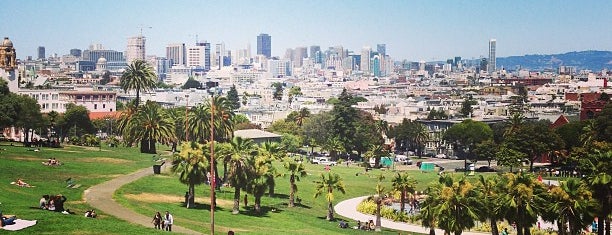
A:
138,25,152,36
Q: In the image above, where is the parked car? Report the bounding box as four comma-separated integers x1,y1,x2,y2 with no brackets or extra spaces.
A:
394,155,413,165
318,158,337,166
475,166,496,172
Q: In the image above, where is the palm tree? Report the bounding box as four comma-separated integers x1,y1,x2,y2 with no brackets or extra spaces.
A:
284,159,307,207
246,154,275,214
433,175,482,235
120,60,157,107
126,101,175,153
504,113,524,137
546,178,596,235
582,151,612,235
226,137,257,214
117,100,139,146
210,95,235,143
186,103,211,143
477,175,502,235
391,172,417,213
497,172,547,235
413,122,430,157
321,137,344,161
171,142,209,209
295,107,310,127
420,186,440,235
259,142,284,196
314,172,346,221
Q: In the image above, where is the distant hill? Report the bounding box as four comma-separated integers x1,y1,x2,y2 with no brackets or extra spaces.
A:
496,50,612,71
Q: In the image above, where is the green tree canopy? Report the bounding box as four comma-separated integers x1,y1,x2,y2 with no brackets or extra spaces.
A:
226,84,240,110
120,60,157,107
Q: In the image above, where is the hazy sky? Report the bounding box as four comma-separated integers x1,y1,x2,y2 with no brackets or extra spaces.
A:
3,0,611,61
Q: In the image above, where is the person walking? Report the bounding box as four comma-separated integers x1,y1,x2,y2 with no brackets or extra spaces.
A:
152,212,162,229
164,211,174,231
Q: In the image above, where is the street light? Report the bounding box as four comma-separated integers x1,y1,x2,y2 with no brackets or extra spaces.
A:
208,88,216,235
184,94,190,141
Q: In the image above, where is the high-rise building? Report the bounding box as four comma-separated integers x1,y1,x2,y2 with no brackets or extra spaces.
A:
293,47,308,67
360,47,371,72
309,46,320,60
166,43,186,66
488,39,496,72
376,44,386,56
37,46,45,59
257,33,271,58
213,43,225,69
126,35,146,64
70,49,82,57
186,42,211,71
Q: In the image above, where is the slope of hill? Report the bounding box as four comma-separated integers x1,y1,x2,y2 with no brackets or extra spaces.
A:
496,50,612,71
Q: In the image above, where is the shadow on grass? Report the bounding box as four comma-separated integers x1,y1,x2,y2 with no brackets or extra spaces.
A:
268,193,289,199
238,205,284,217
186,202,227,212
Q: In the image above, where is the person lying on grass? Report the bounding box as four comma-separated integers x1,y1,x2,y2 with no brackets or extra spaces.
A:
11,178,34,187
0,211,17,227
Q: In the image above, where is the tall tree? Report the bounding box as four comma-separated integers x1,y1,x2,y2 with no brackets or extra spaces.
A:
284,159,307,207
497,172,547,235
226,137,257,214
391,172,417,213
272,82,284,100
120,60,157,107
477,175,502,235
444,119,493,168
288,86,302,105
504,120,564,171
578,151,612,235
545,179,596,235
128,101,176,153
171,142,209,208
58,103,95,139
246,154,275,213
459,95,477,118
431,175,482,235
226,84,240,110
314,172,346,221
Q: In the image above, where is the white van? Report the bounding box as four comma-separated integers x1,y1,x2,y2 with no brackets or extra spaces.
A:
395,155,413,165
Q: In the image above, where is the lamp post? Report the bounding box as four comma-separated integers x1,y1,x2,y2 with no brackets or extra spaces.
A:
208,88,215,235
185,94,190,141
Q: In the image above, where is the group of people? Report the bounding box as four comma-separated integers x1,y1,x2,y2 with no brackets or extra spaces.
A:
39,194,69,214
152,211,173,231
42,157,61,166
354,219,376,230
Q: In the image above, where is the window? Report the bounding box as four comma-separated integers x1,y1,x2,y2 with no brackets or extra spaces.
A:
94,104,98,109
103,104,106,109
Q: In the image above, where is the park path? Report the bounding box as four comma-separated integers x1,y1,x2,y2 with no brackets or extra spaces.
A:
335,196,557,234
84,165,202,235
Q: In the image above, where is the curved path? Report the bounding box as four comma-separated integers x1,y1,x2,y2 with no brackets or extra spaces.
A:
84,166,201,235
335,196,557,234
335,196,486,235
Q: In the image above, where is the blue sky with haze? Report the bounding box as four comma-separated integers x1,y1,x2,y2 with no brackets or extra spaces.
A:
2,0,611,61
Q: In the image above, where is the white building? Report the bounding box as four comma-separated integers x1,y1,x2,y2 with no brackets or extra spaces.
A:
166,43,186,66
126,35,146,64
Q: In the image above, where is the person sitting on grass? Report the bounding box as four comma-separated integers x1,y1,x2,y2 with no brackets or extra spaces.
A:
0,211,17,227
39,195,49,209
84,210,97,218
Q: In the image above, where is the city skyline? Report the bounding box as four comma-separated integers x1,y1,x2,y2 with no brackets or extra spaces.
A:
3,0,611,61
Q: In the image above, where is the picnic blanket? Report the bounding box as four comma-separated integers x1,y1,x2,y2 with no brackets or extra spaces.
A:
1,219,37,231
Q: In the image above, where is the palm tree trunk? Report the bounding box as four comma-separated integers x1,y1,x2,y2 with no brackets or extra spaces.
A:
187,183,195,209
223,161,228,183
327,202,334,221
254,196,261,214
232,187,240,214
289,175,295,207
430,228,436,235
400,191,406,213
490,219,499,235
524,226,531,235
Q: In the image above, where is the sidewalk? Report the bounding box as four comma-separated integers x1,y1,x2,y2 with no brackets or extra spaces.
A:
335,196,487,235
84,166,201,235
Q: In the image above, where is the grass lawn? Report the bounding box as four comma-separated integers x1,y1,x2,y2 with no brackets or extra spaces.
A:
115,160,444,235
0,142,503,235
0,142,170,234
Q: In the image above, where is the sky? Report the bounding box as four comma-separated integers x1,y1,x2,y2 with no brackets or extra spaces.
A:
2,0,611,61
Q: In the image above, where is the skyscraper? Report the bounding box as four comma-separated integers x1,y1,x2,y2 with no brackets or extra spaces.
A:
166,43,186,66
257,33,271,58
360,46,371,72
37,46,45,59
488,39,496,72
70,49,82,57
376,44,386,56
126,35,146,64
186,42,211,71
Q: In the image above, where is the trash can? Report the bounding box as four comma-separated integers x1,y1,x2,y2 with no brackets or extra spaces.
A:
153,164,161,174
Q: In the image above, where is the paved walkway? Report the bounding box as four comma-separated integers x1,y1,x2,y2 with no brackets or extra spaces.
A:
84,166,201,235
335,196,558,234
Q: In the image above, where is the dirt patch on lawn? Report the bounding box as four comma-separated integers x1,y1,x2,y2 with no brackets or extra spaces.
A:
123,193,233,207
74,157,133,164
8,156,41,161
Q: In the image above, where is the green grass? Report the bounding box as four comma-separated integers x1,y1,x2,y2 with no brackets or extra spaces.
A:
0,142,170,234
115,162,443,235
0,142,445,234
